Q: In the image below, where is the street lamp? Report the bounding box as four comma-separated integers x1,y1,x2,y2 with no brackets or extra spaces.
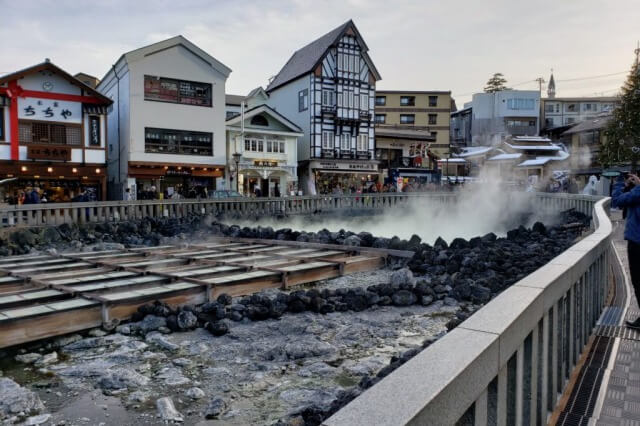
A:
232,152,242,193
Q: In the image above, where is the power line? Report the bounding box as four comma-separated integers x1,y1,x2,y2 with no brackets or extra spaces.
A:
556,71,627,82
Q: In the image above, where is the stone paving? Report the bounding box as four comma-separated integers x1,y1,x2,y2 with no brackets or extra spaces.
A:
595,213,640,426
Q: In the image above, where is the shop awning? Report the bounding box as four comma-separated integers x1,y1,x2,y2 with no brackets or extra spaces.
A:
83,105,108,114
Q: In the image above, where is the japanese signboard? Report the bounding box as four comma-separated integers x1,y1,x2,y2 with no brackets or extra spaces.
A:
18,97,81,124
89,116,101,146
310,161,378,172
26,145,72,161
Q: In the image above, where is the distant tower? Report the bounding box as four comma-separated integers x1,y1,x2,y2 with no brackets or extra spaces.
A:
547,69,556,99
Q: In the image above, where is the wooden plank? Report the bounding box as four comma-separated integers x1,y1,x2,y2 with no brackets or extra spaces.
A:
211,276,283,298
106,287,206,321
0,305,102,348
205,270,279,285
11,261,92,274
47,271,137,286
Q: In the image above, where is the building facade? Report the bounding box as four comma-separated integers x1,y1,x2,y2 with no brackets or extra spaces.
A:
374,90,452,159
561,115,611,186
450,106,472,149
226,104,302,197
0,60,112,203
266,20,381,195
469,90,541,146
541,97,618,129
97,36,231,200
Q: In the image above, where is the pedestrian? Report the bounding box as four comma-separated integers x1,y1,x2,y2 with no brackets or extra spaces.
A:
612,172,640,329
124,188,132,201
274,184,280,198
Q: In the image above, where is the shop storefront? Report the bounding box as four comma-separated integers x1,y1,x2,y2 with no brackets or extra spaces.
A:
0,60,111,204
308,160,380,194
127,162,223,199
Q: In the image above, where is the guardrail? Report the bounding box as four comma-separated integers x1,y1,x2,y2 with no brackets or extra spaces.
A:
0,193,459,227
325,194,611,426
0,192,597,228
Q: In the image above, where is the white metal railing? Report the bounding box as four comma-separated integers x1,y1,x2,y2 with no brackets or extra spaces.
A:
325,194,611,426
0,192,597,228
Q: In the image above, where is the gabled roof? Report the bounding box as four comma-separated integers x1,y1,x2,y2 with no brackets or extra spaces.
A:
487,153,522,161
247,86,268,99
0,61,112,104
561,115,612,135
99,35,231,85
225,104,303,133
266,20,381,92
225,94,245,106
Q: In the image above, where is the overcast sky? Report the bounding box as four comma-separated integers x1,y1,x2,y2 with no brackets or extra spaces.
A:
1,0,638,105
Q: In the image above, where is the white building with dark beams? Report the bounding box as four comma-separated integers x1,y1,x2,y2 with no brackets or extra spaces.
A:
266,20,381,195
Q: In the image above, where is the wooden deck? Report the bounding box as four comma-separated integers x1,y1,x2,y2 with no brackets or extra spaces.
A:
0,238,412,348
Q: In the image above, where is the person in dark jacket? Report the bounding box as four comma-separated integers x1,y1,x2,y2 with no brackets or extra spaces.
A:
612,173,640,328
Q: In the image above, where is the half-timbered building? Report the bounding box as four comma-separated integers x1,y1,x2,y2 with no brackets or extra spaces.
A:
266,20,381,195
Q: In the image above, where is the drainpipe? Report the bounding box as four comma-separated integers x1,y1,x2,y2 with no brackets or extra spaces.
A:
111,64,122,199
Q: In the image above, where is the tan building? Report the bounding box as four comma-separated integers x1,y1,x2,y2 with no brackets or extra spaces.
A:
374,90,452,159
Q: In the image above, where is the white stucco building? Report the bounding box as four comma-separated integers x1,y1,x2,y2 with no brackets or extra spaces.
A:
0,60,111,202
226,104,302,197
97,36,231,200
469,90,541,146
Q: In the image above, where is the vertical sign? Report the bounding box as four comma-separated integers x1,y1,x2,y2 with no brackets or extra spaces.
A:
89,116,101,146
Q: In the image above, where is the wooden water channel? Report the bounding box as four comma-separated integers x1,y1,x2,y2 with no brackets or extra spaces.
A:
0,239,413,348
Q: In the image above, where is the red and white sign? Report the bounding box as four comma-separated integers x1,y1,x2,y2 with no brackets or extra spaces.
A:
18,97,82,124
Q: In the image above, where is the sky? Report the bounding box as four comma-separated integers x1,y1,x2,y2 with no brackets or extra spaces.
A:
1,0,639,106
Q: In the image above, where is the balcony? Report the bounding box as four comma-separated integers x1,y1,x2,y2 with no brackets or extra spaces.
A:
321,105,337,116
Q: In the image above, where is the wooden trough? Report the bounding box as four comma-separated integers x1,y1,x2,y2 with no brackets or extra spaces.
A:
0,238,413,349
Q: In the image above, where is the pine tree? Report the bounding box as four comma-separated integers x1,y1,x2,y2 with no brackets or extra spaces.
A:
601,50,640,171
484,73,511,93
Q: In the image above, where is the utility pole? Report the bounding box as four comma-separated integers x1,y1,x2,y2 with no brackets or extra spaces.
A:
535,77,545,136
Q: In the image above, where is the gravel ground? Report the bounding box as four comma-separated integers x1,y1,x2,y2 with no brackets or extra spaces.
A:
0,269,455,425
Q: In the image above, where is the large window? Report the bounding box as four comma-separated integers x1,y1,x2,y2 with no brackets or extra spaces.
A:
18,121,81,145
145,127,213,156
340,134,350,150
144,75,212,107
322,131,334,149
428,114,437,125
544,103,556,113
400,114,415,124
357,134,368,152
374,114,386,124
360,94,369,110
400,96,415,106
298,89,309,111
507,98,535,110
429,96,438,107
322,90,335,106
246,137,284,153
375,96,386,106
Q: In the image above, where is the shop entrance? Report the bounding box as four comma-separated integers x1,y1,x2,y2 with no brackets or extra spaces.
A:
0,178,101,205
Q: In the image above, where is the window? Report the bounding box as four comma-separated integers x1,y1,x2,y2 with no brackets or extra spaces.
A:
322,90,335,106
341,134,350,150
544,103,555,113
322,131,334,149
298,89,309,112
279,141,285,153
431,131,437,140
428,114,437,125
337,93,343,107
400,96,415,106
250,115,269,126
18,121,81,145
258,139,264,152
144,75,212,107
145,128,213,156
374,114,386,124
566,103,577,112
349,55,355,72
528,120,536,127
266,140,272,152
357,134,368,151
0,107,4,141
566,117,575,125
226,111,239,119
375,96,386,106
400,114,415,124
348,92,354,108
360,94,369,110
429,96,438,107
583,103,596,111
507,98,535,110
354,94,359,110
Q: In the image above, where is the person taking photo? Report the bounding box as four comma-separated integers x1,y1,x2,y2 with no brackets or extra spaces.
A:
612,172,640,329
